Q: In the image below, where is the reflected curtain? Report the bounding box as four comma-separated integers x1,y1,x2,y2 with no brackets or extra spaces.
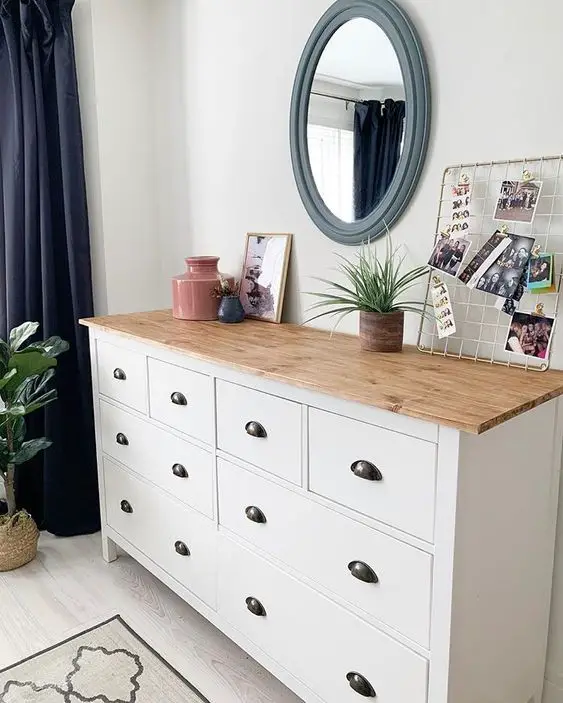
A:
0,0,100,535
354,99,406,220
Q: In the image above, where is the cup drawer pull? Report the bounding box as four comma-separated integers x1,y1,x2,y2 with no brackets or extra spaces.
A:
245,597,266,616
113,368,127,381
172,463,189,479
347,672,376,698
120,500,133,514
171,392,188,406
175,541,190,556
116,433,129,446
351,460,382,482
245,421,267,439
348,561,379,584
245,506,267,524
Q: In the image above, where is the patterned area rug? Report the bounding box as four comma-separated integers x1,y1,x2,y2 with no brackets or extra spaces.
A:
0,615,209,702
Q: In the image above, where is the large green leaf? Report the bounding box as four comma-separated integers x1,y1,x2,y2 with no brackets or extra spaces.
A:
13,437,52,465
0,341,9,377
25,336,70,358
0,369,17,391
4,351,57,398
9,322,39,353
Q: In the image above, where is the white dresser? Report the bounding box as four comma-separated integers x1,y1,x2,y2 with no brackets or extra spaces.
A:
82,310,563,703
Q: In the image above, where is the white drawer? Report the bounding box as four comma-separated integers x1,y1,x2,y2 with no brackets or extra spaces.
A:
100,401,213,518
309,408,437,542
104,458,217,608
216,380,302,485
148,358,212,445
97,340,147,412
218,537,428,703
218,459,431,646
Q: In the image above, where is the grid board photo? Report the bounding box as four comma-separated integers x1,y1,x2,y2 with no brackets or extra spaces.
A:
417,155,563,371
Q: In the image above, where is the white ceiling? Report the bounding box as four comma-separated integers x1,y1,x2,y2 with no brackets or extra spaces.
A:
314,18,403,88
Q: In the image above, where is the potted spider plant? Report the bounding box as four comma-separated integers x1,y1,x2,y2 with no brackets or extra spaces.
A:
306,242,428,352
0,322,69,571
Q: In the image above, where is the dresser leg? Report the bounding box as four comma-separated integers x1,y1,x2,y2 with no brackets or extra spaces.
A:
102,534,118,563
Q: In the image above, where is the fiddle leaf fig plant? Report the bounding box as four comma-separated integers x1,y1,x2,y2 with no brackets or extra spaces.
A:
0,322,69,519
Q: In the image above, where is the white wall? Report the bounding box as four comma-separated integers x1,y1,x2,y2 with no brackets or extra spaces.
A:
179,2,563,701
73,0,170,315
73,0,563,700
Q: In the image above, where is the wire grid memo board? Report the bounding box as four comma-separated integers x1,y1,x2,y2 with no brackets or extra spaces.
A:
417,155,563,371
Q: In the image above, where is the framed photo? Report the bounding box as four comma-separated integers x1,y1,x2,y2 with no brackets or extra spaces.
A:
240,233,293,323
505,311,555,360
494,179,543,224
528,254,554,290
428,235,472,278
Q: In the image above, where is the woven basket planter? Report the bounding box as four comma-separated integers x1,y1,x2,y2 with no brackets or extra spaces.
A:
0,511,39,572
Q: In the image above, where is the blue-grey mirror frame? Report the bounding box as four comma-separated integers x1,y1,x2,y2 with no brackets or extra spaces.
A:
290,0,431,245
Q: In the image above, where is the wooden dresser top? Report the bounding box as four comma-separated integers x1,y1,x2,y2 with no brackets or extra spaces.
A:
80,309,563,435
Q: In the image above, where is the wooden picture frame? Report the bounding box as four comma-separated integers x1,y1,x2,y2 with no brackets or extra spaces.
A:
239,233,293,324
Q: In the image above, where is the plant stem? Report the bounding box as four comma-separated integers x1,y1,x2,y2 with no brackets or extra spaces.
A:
5,466,16,518
4,420,15,517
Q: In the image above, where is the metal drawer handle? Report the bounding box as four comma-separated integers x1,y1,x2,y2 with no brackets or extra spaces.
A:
351,460,382,482
245,506,267,524
348,561,379,584
113,368,127,381
347,672,376,698
245,421,267,439
116,433,129,446
172,463,189,479
175,541,190,557
245,597,266,617
120,500,133,514
171,392,188,406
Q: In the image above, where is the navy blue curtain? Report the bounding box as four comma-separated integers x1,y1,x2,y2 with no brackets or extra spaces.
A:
0,0,100,535
354,99,406,220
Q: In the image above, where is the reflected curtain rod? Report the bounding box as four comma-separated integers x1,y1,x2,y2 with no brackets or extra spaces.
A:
311,90,365,104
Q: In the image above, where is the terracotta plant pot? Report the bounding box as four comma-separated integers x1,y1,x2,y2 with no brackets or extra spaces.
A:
0,511,39,572
359,310,404,353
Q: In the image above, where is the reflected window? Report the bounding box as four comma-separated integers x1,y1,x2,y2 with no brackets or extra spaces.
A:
308,124,354,223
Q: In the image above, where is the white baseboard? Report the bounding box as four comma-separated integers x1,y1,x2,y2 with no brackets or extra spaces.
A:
544,680,563,703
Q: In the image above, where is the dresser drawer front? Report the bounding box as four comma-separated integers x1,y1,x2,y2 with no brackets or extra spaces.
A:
309,409,437,542
216,380,302,485
148,358,213,445
104,459,217,607
218,537,428,703
97,341,147,412
218,459,431,646
100,401,213,517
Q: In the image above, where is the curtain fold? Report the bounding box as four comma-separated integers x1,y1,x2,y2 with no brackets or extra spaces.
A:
0,0,100,536
353,99,406,220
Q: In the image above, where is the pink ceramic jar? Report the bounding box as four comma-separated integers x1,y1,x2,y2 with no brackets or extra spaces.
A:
172,257,234,321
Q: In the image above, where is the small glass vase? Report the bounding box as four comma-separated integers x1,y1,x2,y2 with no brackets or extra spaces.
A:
217,296,245,324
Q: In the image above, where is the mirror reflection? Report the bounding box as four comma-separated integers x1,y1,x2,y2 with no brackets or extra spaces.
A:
307,18,405,223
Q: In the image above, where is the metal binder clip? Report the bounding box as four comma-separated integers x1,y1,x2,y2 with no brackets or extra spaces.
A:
522,169,534,183
533,302,545,317
532,244,542,258
432,275,442,286
439,225,452,238
499,225,510,235
460,174,470,185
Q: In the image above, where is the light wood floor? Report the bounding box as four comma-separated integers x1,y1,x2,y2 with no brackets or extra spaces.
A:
0,532,301,703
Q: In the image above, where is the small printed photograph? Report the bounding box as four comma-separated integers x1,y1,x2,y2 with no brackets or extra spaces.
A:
505,311,555,360
428,236,472,278
528,254,554,290
459,230,511,286
239,233,292,323
452,183,471,198
494,179,543,224
473,234,535,299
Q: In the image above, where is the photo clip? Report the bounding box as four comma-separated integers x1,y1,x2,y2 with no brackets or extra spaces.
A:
532,244,543,259
522,169,535,183
499,225,510,235
533,302,546,317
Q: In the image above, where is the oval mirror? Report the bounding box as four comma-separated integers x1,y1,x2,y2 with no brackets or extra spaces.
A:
290,0,431,245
